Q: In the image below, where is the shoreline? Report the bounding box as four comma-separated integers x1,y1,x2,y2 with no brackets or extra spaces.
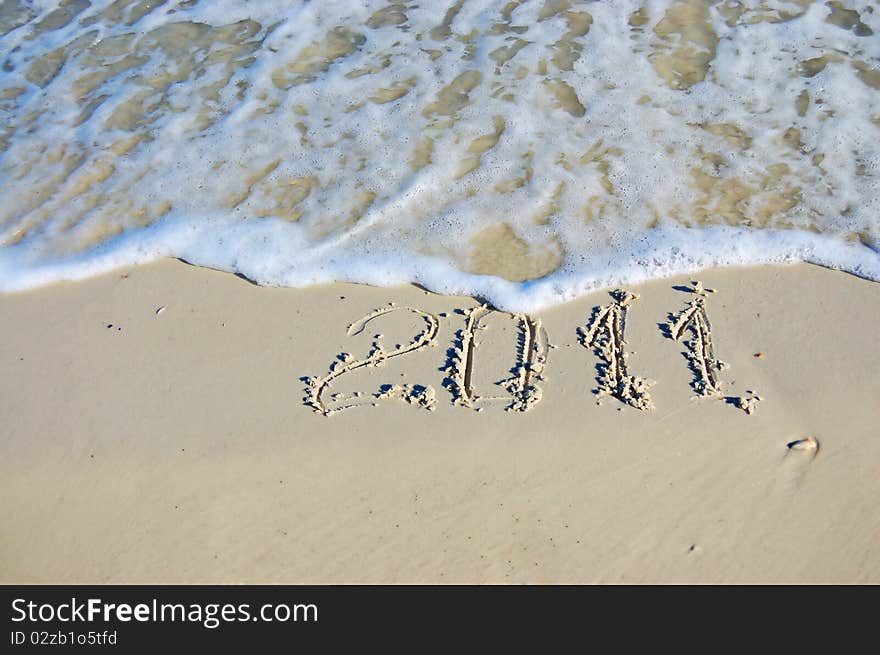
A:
1,258,878,582
2,224,879,314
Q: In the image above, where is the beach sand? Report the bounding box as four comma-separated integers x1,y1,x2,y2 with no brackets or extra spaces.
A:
1,259,878,583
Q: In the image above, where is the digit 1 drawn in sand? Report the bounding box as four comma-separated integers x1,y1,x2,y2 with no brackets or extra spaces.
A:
663,281,729,397
302,305,440,416
447,306,549,412
577,289,654,410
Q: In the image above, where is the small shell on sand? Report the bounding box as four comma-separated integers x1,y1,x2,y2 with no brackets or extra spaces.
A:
787,437,819,452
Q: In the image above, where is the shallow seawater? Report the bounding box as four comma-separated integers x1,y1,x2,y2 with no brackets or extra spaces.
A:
0,0,878,310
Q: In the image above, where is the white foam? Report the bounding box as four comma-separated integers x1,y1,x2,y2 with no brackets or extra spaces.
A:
0,1,878,311
2,212,877,313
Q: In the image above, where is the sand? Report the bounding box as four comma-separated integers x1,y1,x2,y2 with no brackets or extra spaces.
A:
1,259,878,583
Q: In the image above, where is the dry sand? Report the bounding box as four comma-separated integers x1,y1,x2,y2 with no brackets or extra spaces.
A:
1,259,878,583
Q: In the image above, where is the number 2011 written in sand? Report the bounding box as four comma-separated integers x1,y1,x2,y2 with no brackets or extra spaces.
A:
302,282,761,417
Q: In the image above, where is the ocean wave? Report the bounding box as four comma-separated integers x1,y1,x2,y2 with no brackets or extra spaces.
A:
1,0,878,309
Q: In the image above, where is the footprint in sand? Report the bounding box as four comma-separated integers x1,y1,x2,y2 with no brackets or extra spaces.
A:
775,436,820,492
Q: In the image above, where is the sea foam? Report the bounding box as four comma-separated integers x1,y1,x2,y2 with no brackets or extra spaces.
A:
1,0,878,311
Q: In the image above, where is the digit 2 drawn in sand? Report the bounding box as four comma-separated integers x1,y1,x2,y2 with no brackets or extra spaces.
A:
447,306,549,412
578,290,654,410
302,305,440,416
663,281,729,397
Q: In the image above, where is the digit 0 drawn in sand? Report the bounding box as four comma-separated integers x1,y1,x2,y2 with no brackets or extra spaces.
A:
302,305,439,416
664,281,729,398
446,306,549,412
577,289,654,410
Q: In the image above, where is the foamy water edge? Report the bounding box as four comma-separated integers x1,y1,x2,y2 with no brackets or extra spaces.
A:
1,1,879,310
1,214,877,312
